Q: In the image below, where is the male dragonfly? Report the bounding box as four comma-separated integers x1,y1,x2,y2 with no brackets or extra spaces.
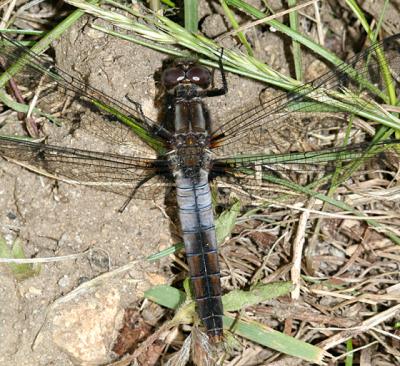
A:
0,33,399,342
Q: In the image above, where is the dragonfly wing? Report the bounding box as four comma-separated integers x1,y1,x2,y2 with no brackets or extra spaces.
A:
0,135,172,199
211,140,400,203
211,34,400,158
0,35,169,154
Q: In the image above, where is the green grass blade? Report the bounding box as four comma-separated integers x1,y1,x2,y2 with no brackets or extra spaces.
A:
161,0,175,7
184,0,198,33
91,24,183,57
345,339,354,366
223,316,326,363
374,0,390,42
287,0,303,81
0,29,44,36
345,0,370,36
220,0,254,56
147,242,184,261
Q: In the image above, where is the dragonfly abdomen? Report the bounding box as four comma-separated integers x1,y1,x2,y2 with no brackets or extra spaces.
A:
175,170,223,342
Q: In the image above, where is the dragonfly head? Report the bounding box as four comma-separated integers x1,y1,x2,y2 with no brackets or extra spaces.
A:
162,59,211,92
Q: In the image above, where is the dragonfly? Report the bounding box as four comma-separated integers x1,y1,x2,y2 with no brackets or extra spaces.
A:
0,33,399,343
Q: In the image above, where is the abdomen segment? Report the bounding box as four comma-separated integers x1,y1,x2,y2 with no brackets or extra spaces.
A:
175,170,223,341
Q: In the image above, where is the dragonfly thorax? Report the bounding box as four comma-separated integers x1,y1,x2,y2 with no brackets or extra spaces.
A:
168,133,212,179
173,132,208,147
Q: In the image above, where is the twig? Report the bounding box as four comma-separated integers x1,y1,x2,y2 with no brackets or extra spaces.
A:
292,198,315,300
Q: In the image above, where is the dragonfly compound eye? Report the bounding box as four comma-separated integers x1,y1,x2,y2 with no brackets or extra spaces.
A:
186,66,211,88
162,67,186,89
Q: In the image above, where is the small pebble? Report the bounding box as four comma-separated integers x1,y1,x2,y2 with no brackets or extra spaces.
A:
6,212,17,220
27,287,42,296
58,275,70,288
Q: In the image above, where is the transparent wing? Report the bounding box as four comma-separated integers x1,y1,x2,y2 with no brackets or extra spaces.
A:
0,135,172,199
211,33,400,157
211,139,400,203
213,140,400,171
0,35,170,153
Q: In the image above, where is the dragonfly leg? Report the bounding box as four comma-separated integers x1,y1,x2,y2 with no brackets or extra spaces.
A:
125,95,148,124
202,48,228,98
125,95,171,139
118,173,158,213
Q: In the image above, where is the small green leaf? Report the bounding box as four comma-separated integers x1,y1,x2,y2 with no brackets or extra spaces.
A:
215,200,241,244
0,237,39,280
144,284,196,327
222,282,293,311
144,284,186,309
171,301,196,326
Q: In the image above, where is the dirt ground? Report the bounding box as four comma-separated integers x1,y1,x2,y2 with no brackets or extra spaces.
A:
0,1,399,365
0,5,267,366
